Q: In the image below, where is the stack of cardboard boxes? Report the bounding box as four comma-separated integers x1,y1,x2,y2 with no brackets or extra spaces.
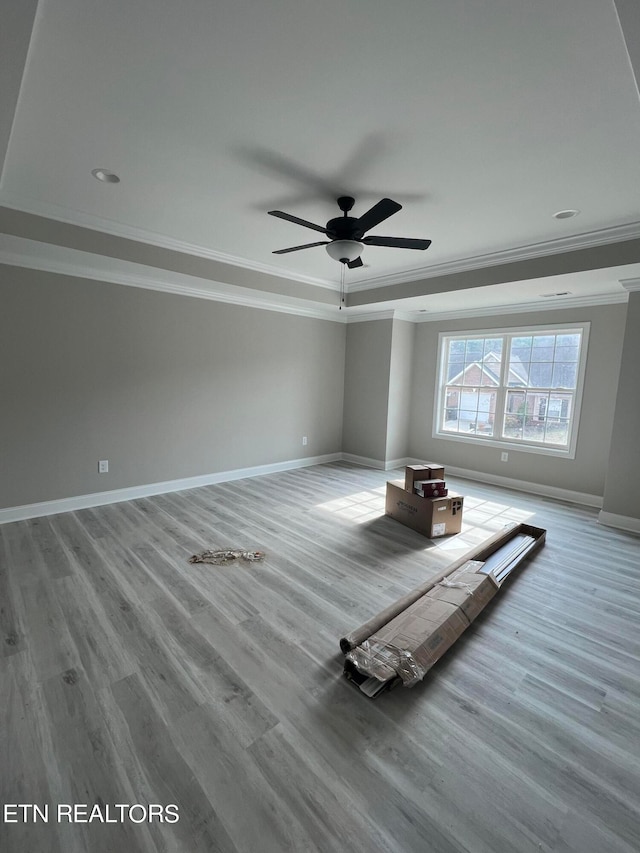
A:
385,462,464,538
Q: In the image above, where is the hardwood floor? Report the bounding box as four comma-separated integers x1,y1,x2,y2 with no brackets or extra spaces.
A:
1,462,639,852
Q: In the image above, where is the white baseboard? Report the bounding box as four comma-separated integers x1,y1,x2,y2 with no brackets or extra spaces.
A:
448,464,603,508
0,453,341,524
385,457,412,472
597,511,640,535
406,461,603,508
341,453,386,470
1,453,616,524
341,453,408,471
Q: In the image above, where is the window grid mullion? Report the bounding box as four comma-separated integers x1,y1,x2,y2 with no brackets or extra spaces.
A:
494,334,510,439
435,325,585,455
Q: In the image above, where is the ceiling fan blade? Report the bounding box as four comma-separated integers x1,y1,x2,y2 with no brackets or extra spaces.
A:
268,210,327,234
363,235,432,250
356,198,402,233
347,256,364,269
272,241,329,254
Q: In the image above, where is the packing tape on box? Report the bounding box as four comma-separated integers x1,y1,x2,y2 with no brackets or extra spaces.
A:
436,578,474,596
345,639,427,687
435,559,486,596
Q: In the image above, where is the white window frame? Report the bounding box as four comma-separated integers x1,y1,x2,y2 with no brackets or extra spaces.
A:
432,322,590,459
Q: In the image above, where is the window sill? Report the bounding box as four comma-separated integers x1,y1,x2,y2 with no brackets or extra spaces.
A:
433,430,576,459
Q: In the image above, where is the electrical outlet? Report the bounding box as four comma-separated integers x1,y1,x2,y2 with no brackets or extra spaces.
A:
500,452,509,462
302,436,308,446
99,460,109,473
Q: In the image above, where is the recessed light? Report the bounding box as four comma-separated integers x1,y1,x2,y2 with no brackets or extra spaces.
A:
553,209,579,220
91,168,120,183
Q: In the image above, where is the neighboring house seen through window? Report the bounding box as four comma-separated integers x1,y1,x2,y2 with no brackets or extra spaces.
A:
434,324,589,457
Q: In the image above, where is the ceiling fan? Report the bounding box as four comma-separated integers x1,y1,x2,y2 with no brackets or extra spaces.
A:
268,196,431,268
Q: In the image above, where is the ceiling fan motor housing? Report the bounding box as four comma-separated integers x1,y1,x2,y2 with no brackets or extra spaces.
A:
326,216,364,241
327,196,362,240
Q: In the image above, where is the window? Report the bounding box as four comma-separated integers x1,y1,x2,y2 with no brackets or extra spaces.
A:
434,324,589,457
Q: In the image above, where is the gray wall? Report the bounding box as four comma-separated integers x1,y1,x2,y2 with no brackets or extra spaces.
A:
0,266,346,508
602,290,640,519
341,317,414,466
408,304,628,498
2,262,636,522
342,319,393,462
385,319,415,463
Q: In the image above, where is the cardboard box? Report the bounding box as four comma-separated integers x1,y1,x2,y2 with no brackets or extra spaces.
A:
414,478,447,497
428,560,498,623
386,480,463,538
416,488,448,498
404,463,445,491
414,478,446,490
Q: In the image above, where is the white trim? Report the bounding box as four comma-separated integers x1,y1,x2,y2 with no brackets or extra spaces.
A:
4,193,640,301
344,310,397,324
341,453,387,470
0,193,332,289
0,453,341,524
436,464,602,508
433,323,590,460
341,454,409,471
0,235,345,323
346,220,640,292
406,291,628,322
0,234,628,325
344,309,419,324
597,511,640,535
384,457,410,471
425,430,578,459
346,455,603,506
619,277,640,292
0,453,610,524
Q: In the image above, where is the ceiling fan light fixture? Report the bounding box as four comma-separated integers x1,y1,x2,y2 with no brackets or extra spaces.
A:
326,240,364,263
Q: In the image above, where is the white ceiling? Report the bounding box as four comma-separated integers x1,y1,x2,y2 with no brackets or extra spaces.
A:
2,0,640,319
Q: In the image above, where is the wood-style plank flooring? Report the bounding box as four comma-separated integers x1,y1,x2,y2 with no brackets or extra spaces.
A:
1,462,640,852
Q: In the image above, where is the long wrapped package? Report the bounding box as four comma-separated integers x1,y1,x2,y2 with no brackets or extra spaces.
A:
345,560,497,686
339,523,529,653
342,522,546,695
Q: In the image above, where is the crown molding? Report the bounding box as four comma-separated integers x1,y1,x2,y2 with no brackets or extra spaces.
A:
344,309,397,323
0,193,335,289
344,308,424,323
0,234,628,326
5,192,640,306
347,219,640,292
619,277,640,291
6,193,640,301
406,291,628,322
0,234,346,323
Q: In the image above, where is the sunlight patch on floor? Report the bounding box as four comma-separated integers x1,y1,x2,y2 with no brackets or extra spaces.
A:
315,487,386,524
315,484,535,534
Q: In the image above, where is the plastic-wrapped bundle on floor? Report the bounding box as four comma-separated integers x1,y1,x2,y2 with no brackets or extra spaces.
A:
340,522,545,697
